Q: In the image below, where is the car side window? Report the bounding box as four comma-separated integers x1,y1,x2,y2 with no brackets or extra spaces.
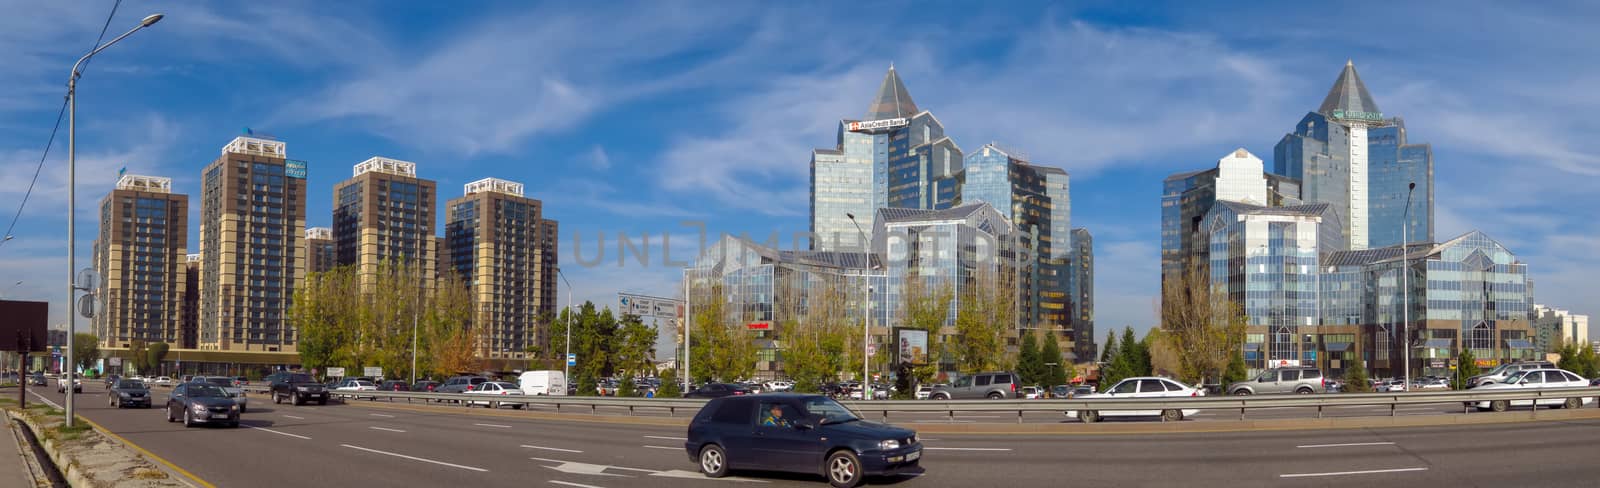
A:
953,377,972,388
758,402,798,429
1112,380,1137,394
1563,371,1583,382
995,374,1012,385
1162,380,1185,391
710,398,752,425
1138,379,1165,393
1303,370,1321,379
975,375,992,386
1523,372,1545,384
1279,370,1298,381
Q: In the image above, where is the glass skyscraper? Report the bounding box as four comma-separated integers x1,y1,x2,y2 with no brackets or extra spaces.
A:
1205,201,1343,369
958,144,1073,342
1160,149,1301,300
1273,61,1433,250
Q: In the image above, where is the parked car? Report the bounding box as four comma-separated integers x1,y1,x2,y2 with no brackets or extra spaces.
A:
915,385,933,400
1375,379,1408,392
152,376,175,387
518,370,566,396
1471,368,1594,411
683,383,753,399
1226,367,1326,395
1414,377,1450,390
685,393,921,487
102,374,122,389
334,378,379,400
436,375,490,395
165,383,239,428
235,376,249,387
56,377,81,393
1591,378,1600,387
763,380,794,392
378,380,411,392
1019,386,1043,399
411,380,441,393
465,381,526,409
929,372,1017,400
1066,377,1204,423
267,372,330,406
597,379,620,396
195,376,248,413
1467,361,1556,388
29,372,47,386
108,379,152,408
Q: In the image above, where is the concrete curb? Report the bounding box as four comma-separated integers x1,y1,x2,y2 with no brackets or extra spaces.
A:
349,396,1600,435
5,414,53,487
5,410,190,488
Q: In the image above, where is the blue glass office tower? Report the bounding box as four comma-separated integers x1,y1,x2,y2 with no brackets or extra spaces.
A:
1274,61,1433,250
810,66,962,251
958,144,1073,341
1205,201,1344,370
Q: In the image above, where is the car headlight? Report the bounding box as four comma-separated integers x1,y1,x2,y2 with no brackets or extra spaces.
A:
191,403,207,413
911,434,918,444
119,392,131,398
878,440,901,451
231,404,240,411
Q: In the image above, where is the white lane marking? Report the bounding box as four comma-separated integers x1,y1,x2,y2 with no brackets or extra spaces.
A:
531,458,767,483
370,413,396,418
369,426,407,433
1297,442,1396,449
475,423,512,428
522,444,584,453
1280,467,1428,478
550,481,608,488
923,447,1012,451
643,435,686,441
282,415,305,420
642,445,679,450
27,391,62,409
244,425,311,440
342,444,487,472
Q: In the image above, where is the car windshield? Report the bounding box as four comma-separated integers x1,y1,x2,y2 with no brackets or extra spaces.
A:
802,397,860,424
116,381,145,389
1502,372,1527,383
204,378,233,387
187,385,227,398
288,374,314,382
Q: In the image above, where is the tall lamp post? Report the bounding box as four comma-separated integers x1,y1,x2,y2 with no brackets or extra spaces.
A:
1401,181,1415,392
558,268,573,384
846,213,875,401
65,13,164,428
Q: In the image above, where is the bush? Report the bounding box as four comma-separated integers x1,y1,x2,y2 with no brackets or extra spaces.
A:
658,369,683,397
618,377,637,397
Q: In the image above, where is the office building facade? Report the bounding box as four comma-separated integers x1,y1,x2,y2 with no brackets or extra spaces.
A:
197,136,307,351
1069,228,1095,362
444,178,555,359
93,175,189,348
332,157,437,286
1206,201,1343,369
1161,148,1302,295
1273,61,1433,250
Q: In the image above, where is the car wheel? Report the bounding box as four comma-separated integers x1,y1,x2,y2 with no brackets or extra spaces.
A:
1490,400,1509,412
932,393,948,401
987,392,1004,400
511,404,523,410
274,392,282,405
165,405,175,422
291,394,302,406
699,444,729,478
1079,410,1100,423
1233,389,1251,396
240,404,247,414
1564,398,1582,409
1296,387,1313,395
825,450,862,488
1161,409,1183,422
182,409,194,428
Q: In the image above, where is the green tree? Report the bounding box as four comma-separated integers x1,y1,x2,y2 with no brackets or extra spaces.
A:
127,340,148,374
1222,349,1248,386
898,276,952,389
1016,330,1041,386
1039,331,1067,388
145,342,169,376
780,276,857,393
1576,346,1599,379
1099,330,1118,364
689,282,756,383
612,314,659,379
1557,341,1584,373
658,368,683,397
1097,330,1120,388
1161,263,1250,384
617,376,637,397
1455,348,1481,390
1342,360,1371,393
72,333,100,374
1118,327,1150,377
953,271,1015,374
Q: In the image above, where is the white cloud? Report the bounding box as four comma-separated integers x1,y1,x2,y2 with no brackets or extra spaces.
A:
587,145,611,171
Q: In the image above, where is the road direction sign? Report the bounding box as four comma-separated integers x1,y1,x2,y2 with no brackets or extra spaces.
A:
327,367,346,377
364,366,382,378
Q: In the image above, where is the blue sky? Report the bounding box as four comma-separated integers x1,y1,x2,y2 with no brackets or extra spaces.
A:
2,1,1597,338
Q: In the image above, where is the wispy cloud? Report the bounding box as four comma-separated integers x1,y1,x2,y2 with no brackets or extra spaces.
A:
587,145,611,171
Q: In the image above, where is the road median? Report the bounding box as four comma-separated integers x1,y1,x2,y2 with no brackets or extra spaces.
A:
3,399,201,488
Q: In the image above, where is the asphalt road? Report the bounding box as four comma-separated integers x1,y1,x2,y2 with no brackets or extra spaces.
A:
18,384,1600,488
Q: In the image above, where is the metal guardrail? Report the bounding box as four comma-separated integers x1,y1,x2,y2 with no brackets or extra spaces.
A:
242,385,1600,423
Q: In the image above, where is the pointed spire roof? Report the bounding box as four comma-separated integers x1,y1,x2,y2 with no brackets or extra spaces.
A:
864,65,920,120
1317,60,1382,119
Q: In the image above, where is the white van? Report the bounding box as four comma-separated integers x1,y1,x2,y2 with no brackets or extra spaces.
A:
519,370,567,396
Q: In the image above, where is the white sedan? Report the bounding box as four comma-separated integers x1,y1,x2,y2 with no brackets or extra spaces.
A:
334,379,379,399
465,381,526,409
152,376,175,387
1471,368,1594,412
1065,376,1204,423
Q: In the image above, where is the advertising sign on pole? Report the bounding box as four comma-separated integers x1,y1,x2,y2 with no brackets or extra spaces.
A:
363,367,383,378
895,328,928,365
327,367,346,378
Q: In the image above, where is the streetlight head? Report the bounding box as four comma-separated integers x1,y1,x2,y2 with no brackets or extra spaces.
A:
141,14,164,27
1408,182,1415,190
846,213,857,220
2,235,11,241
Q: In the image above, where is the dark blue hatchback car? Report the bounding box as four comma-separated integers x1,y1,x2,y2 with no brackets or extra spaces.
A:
685,393,922,487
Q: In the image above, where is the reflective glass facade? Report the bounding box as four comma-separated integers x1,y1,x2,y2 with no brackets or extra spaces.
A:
1364,120,1434,248
810,124,877,251
1206,201,1342,369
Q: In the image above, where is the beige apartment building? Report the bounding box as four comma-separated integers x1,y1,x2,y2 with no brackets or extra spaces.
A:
444,178,558,359
93,174,188,348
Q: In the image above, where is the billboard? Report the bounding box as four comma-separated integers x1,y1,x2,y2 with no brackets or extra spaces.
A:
0,300,48,352
895,328,928,365
285,159,308,178
618,293,683,320
848,118,909,132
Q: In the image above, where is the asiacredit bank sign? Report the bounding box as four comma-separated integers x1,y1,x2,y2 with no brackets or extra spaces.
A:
848,118,909,132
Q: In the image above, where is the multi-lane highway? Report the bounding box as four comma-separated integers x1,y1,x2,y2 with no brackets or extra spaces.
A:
19,384,1600,488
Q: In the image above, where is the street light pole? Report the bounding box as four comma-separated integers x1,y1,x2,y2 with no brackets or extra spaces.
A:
846,213,874,401
558,269,573,384
64,13,164,428
1402,181,1415,392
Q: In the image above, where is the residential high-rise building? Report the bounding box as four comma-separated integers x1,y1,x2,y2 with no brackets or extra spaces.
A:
538,219,560,317
1273,60,1433,250
332,157,437,285
304,227,335,275
810,66,962,251
1532,304,1590,354
1161,148,1301,294
93,175,188,348
1069,228,1094,363
444,178,554,359
198,136,307,352
182,254,199,349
